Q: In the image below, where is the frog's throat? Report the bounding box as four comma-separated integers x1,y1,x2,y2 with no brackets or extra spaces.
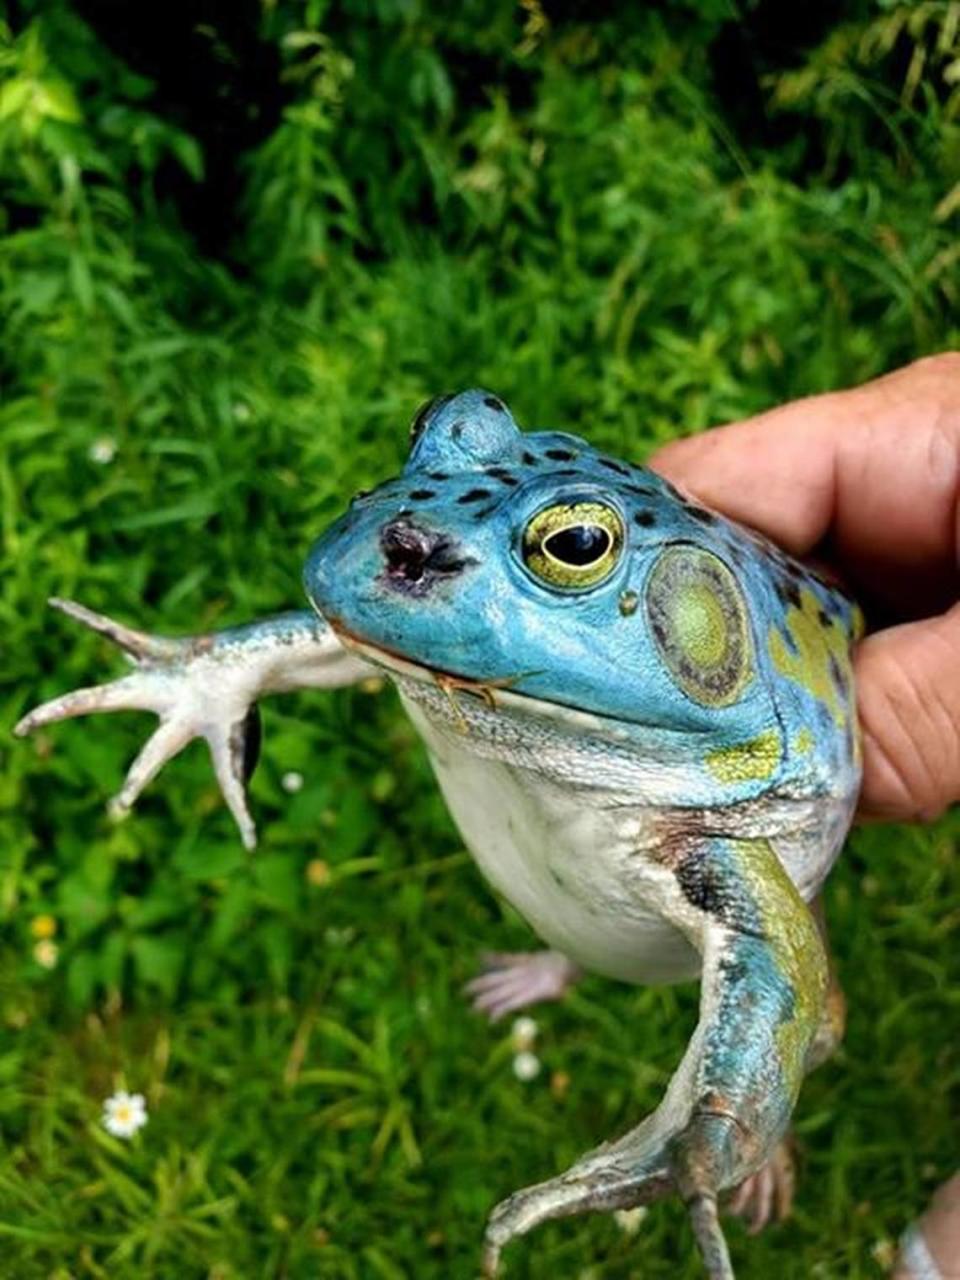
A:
328,622,842,844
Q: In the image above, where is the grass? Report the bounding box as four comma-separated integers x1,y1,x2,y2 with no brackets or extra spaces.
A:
3,355,958,1278
2,4,960,1277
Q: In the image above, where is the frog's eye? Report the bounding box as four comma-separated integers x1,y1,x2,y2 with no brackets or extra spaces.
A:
522,502,625,589
645,546,752,706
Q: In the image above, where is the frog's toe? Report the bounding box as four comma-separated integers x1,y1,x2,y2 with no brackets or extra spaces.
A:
465,950,580,1022
727,1138,795,1235
481,1145,671,1273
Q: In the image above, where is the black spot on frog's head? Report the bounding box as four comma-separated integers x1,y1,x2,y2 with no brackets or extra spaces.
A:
403,389,524,471
598,456,630,476
688,506,718,525
409,394,453,447
484,466,519,486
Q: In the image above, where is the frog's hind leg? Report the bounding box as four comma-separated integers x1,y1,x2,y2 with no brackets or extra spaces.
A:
481,836,828,1279
803,896,847,1073
727,894,846,1234
465,951,581,1022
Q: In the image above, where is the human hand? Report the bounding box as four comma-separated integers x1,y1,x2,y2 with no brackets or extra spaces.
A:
650,355,960,823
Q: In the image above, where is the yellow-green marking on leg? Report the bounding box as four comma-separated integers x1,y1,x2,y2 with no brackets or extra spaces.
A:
705,729,781,783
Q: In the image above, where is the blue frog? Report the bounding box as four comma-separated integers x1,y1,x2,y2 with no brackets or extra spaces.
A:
16,390,862,1278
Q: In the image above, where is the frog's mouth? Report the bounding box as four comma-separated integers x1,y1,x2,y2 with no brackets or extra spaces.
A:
326,616,619,733
328,618,526,701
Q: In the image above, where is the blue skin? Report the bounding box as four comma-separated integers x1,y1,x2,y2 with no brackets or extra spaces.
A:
17,389,862,1278
306,389,859,807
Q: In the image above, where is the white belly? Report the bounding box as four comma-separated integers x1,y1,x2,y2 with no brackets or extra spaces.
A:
403,697,702,984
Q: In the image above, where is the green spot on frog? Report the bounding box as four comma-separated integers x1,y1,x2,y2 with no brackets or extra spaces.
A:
705,729,781,783
768,588,854,728
646,547,752,708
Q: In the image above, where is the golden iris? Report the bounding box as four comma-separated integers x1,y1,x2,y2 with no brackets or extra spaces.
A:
522,502,625,589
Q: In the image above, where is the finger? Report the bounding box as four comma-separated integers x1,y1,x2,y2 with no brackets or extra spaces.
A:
650,357,960,617
650,399,837,555
109,719,193,818
855,602,960,821
207,725,257,850
14,676,169,736
49,598,179,662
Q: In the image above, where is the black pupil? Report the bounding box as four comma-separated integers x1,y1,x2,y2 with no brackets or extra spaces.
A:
543,524,610,566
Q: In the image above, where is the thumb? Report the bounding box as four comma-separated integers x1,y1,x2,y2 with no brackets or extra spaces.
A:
855,603,960,821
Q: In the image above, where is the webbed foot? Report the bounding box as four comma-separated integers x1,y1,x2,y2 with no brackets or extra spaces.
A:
481,1114,742,1278
15,598,261,847
15,599,367,847
481,1137,672,1276
465,950,581,1022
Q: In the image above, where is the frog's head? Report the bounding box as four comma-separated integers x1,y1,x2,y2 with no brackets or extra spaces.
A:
306,391,785,769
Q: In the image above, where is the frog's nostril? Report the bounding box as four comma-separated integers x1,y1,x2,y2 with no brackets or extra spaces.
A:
379,519,477,593
381,520,433,583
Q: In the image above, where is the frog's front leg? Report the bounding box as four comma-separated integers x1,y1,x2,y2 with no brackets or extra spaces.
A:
482,835,827,1280
15,599,373,848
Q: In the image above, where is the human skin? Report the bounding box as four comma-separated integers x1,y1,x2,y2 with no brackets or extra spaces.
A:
650,353,960,825
650,353,960,1274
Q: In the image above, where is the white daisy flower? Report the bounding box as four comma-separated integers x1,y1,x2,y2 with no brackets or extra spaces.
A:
512,1051,541,1082
511,1016,538,1051
88,437,117,465
32,940,59,969
102,1090,148,1139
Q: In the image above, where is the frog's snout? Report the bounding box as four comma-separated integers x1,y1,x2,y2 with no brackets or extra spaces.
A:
378,518,477,596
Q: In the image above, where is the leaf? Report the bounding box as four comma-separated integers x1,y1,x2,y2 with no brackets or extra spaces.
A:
209,879,253,948
68,251,95,313
130,933,184,998
109,496,220,531
57,872,112,937
66,951,99,1006
252,854,301,914
258,919,292,988
169,132,204,182
172,840,247,882
36,78,81,124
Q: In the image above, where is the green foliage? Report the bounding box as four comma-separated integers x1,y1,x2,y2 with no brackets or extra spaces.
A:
1,2,958,1276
